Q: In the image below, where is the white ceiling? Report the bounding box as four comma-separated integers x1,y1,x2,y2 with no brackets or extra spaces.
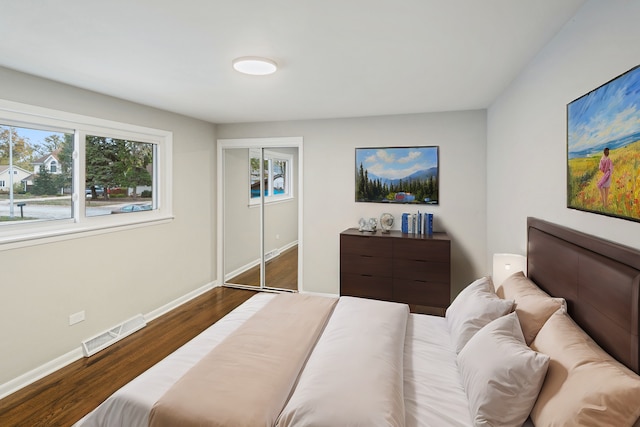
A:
0,1,585,124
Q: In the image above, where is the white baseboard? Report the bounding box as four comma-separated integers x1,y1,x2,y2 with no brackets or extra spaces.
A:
224,241,298,282
0,280,220,401
224,257,260,281
145,280,218,323
0,347,84,401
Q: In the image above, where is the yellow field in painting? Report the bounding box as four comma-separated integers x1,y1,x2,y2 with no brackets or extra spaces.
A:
568,140,640,219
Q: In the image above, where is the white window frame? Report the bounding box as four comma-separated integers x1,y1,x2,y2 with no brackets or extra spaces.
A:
0,99,173,250
248,148,293,206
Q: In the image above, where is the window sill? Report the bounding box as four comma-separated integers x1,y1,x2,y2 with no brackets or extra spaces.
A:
0,213,174,251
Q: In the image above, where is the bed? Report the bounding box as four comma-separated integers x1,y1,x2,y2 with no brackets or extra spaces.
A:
75,217,640,427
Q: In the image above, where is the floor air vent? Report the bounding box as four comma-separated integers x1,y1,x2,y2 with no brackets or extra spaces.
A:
265,249,280,261
81,314,147,357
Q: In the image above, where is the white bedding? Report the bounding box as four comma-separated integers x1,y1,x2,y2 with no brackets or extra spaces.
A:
75,293,475,427
277,296,409,426
404,313,472,427
74,293,278,427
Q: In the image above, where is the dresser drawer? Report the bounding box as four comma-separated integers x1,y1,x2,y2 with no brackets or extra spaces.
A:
393,278,450,307
341,234,393,257
393,258,450,282
339,228,451,311
341,273,393,300
341,253,392,277
393,238,450,263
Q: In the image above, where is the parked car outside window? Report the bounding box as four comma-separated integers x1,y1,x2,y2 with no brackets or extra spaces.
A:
85,186,104,197
111,203,152,214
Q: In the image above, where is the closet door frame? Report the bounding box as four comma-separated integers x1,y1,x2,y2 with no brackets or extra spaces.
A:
216,136,303,291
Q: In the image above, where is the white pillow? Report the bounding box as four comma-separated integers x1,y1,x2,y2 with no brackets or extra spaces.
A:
446,276,513,353
457,312,550,427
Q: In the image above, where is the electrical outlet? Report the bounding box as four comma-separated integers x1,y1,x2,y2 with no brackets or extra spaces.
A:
69,310,85,326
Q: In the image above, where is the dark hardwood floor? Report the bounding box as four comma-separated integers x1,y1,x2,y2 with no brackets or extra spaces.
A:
0,286,256,427
228,245,298,291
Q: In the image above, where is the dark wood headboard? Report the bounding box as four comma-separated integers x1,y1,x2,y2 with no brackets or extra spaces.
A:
527,217,640,374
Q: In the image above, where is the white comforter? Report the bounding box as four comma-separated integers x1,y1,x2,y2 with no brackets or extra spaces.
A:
277,296,409,426
75,293,474,427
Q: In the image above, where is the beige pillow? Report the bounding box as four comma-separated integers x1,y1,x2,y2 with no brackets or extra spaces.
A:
457,312,549,427
495,271,565,345
530,308,640,427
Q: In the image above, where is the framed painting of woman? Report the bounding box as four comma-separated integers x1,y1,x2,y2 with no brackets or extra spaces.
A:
567,64,640,222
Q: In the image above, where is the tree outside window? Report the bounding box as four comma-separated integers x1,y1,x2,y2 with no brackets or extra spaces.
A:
249,149,292,204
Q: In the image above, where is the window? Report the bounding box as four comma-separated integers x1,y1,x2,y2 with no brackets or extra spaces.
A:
0,99,172,248
84,136,154,217
249,148,292,205
0,125,73,221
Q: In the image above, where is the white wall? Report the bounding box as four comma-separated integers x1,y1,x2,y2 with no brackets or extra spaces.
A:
218,110,488,297
0,66,217,385
487,0,640,260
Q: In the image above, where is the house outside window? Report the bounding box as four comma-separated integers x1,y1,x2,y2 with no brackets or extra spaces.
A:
0,99,172,248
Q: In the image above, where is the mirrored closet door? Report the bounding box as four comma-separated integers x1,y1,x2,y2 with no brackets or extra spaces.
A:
217,137,302,292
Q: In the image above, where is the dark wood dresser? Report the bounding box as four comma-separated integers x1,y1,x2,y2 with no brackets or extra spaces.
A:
340,228,451,314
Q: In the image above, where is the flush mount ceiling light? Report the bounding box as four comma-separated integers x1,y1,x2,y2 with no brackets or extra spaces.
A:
232,56,278,75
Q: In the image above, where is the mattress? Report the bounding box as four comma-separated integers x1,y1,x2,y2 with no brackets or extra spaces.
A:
75,293,474,427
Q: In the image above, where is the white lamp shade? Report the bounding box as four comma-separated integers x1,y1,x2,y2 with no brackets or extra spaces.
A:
492,253,527,289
